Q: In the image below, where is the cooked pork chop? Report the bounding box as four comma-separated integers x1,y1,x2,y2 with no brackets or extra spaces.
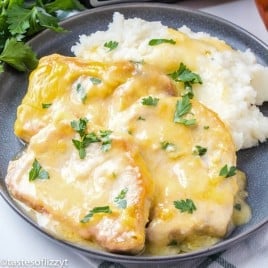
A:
109,96,238,253
14,54,176,142
6,54,242,255
6,122,154,254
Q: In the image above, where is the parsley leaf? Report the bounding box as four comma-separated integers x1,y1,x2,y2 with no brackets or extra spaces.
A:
99,130,112,152
104,40,118,51
169,62,202,84
193,145,207,156
234,203,242,211
80,206,112,223
148,38,176,46
169,63,202,98
137,116,145,121
167,240,178,247
42,103,52,109
174,95,196,126
29,159,50,181
76,83,87,103
44,0,85,14
141,96,159,106
114,188,128,209
71,118,88,138
174,199,196,214
160,141,177,152
0,38,38,72
90,77,102,85
71,118,112,158
219,164,237,178
0,1,85,73
6,5,31,36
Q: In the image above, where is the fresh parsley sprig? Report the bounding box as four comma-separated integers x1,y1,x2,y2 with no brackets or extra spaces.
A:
29,158,49,181
219,164,237,178
148,38,176,46
104,40,118,51
71,118,113,159
193,145,207,156
141,96,159,106
114,188,128,209
174,95,196,126
174,198,197,214
169,63,202,98
0,0,85,73
80,206,112,223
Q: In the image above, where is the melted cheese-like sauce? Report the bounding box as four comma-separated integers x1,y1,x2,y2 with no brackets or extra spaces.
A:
7,35,250,255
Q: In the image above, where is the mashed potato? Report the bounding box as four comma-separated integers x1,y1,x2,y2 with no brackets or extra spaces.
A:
71,12,268,150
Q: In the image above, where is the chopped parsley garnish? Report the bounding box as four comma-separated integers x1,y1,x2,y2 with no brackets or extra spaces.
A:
114,188,128,209
167,240,178,247
99,130,112,152
141,96,159,106
219,164,237,178
160,141,177,152
80,206,112,223
174,95,196,126
29,159,49,181
193,145,207,156
169,63,202,98
71,118,112,158
90,77,102,85
41,103,52,109
71,117,88,138
204,125,210,130
76,83,87,103
104,40,118,51
137,116,146,121
234,203,242,211
148,38,176,46
174,199,197,214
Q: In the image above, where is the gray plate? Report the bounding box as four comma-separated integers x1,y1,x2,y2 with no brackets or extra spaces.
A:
0,2,267,264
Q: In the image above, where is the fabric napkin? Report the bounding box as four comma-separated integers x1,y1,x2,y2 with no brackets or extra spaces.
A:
78,223,268,268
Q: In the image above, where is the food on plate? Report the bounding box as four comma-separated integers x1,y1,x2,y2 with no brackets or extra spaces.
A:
6,12,267,255
72,12,268,150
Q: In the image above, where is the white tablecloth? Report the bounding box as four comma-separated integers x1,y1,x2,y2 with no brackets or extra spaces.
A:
1,0,267,267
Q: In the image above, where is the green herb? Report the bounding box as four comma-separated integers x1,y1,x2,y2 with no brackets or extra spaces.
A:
80,206,112,223
71,118,88,138
160,141,176,152
169,63,202,98
148,38,176,46
114,188,128,209
76,83,87,103
29,159,49,181
193,145,207,156
219,164,237,178
174,95,196,126
42,103,52,109
141,96,159,106
234,203,242,211
104,40,118,51
167,240,178,246
0,38,38,72
90,77,102,85
204,125,210,130
99,130,112,152
174,199,197,214
71,119,112,158
0,0,85,73
137,116,145,121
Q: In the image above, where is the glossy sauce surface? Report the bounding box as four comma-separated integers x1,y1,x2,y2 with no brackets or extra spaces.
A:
6,35,250,255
